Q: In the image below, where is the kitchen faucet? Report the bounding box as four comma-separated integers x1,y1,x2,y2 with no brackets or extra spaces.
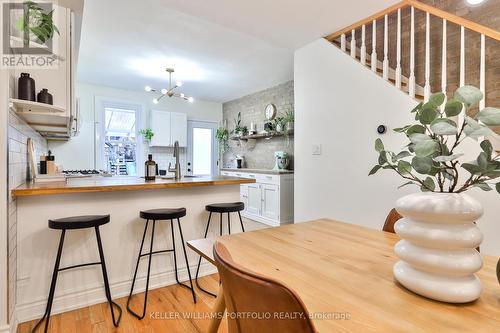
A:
168,140,181,180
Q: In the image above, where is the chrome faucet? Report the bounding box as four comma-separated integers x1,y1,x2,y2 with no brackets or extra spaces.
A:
168,140,181,180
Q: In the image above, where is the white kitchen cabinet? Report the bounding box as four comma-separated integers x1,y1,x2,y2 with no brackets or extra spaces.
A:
221,170,294,227
149,110,187,147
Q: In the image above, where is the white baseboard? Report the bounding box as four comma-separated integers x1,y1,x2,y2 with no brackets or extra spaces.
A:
0,325,10,333
15,262,217,325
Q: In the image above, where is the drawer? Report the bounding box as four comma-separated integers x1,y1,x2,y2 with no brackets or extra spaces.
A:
256,174,279,185
222,171,257,180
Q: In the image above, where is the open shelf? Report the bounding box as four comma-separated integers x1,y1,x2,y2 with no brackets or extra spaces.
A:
231,129,294,141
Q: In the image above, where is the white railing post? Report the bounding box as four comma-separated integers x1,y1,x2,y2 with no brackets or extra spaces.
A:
371,20,377,72
383,14,389,80
460,26,465,87
341,33,346,52
361,25,367,65
351,29,356,58
424,12,431,102
441,19,447,112
396,8,402,89
409,6,416,98
480,34,486,110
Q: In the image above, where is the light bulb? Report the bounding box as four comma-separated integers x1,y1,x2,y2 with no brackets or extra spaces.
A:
176,81,183,87
188,97,194,103
145,85,152,92
153,98,159,104
180,93,185,98
161,88,168,95
465,0,485,5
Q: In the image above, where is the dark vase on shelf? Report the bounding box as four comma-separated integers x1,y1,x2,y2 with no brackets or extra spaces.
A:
18,73,36,101
37,89,53,105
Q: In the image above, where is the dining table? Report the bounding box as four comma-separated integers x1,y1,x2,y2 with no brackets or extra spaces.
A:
187,219,500,332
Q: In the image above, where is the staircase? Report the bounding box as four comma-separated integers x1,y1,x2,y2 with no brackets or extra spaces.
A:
324,0,500,111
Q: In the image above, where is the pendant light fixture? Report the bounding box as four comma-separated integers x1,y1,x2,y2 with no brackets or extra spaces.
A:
145,68,194,104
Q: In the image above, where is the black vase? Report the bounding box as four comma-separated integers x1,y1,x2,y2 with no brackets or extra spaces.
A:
37,89,53,105
18,73,36,101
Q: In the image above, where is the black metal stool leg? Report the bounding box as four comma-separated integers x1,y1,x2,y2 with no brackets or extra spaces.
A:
176,218,197,303
95,226,122,327
127,220,155,319
195,213,217,297
31,230,66,333
171,219,197,302
219,213,223,236
238,211,245,232
227,212,231,235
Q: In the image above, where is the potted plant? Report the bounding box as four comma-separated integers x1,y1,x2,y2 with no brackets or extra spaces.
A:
369,85,500,303
216,127,230,154
284,109,294,132
17,1,60,47
273,116,286,133
231,112,248,137
139,128,154,141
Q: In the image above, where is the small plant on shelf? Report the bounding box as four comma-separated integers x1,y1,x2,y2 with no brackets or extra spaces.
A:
216,127,230,153
283,109,294,132
272,116,286,133
139,128,154,141
231,112,248,137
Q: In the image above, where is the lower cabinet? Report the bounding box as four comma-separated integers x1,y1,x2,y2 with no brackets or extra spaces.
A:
222,170,294,227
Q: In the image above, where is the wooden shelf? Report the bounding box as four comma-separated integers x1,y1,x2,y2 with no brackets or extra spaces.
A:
10,98,66,114
231,129,294,141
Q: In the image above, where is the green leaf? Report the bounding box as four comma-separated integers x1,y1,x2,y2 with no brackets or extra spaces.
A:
414,140,439,157
462,162,482,175
474,183,492,191
368,165,382,176
398,160,412,175
476,107,500,126
412,156,433,174
395,151,412,160
480,140,493,157
406,125,426,136
477,152,489,171
419,103,439,125
455,85,483,107
398,181,416,189
421,177,436,192
394,125,410,133
430,118,457,135
496,183,500,194
444,100,463,117
378,151,388,165
464,117,495,140
429,92,446,107
375,138,384,153
409,133,432,144
411,102,423,113
433,154,463,162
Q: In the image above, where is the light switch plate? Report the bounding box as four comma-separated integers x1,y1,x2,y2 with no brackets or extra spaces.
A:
312,144,322,155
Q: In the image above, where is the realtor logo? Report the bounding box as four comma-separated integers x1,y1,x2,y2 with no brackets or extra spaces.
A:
1,0,60,68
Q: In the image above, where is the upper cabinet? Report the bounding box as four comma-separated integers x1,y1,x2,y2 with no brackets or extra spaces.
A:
149,110,187,147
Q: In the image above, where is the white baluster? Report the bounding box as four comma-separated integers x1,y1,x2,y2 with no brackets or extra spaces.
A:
395,8,402,89
371,20,377,72
460,26,465,87
341,33,346,52
424,12,431,102
441,19,447,112
383,14,389,80
409,7,416,98
480,34,486,110
361,25,367,65
351,29,356,58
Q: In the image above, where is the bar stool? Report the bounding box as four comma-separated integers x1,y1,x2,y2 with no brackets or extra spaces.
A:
127,207,196,320
32,215,122,333
195,202,245,296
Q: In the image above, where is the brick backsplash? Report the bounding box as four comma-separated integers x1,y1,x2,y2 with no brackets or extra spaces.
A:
222,81,294,170
7,110,48,319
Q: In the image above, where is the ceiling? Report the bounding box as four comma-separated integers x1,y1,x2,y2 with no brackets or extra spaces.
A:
77,0,398,103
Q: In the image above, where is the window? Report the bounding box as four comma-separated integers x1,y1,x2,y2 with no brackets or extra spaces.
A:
100,102,141,175
187,121,218,176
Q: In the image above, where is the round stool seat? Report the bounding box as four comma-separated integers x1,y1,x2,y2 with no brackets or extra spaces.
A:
205,202,244,213
48,215,110,230
140,208,187,220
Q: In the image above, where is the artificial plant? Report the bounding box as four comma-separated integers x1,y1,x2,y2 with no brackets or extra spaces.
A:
139,128,154,141
17,1,60,45
231,112,248,136
369,85,500,194
216,127,230,154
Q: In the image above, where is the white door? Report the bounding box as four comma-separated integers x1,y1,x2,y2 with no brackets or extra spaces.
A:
187,121,218,176
150,110,171,147
246,184,262,215
240,184,249,212
170,112,187,147
262,184,280,220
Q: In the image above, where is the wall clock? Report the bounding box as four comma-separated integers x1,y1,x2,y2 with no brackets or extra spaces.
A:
265,103,277,120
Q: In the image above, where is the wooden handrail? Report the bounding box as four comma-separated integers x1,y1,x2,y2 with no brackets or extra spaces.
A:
325,0,500,42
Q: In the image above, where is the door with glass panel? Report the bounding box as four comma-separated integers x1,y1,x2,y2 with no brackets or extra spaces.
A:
187,121,218,176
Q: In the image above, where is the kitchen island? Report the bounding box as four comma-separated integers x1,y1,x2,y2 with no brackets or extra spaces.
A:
12,175,254,323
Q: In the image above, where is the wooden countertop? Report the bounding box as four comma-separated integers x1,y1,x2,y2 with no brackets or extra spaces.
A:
12,175,255,197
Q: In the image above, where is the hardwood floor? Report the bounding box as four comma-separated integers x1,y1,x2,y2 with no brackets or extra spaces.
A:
18,274,228,333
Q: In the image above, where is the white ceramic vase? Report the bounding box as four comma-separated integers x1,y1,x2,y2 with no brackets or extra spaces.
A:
393,192,484,303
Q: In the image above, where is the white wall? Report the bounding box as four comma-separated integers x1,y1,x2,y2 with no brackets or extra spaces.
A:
294,39,500,256
48,82,223,170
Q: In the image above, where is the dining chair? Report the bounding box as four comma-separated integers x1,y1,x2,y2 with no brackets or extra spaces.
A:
213,241,316,333
383,208,402,233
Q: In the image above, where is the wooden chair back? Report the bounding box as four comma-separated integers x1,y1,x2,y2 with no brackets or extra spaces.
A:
214,241,316,333
383,208,402,234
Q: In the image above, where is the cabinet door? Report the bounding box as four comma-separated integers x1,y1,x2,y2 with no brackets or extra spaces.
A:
240,184,249,212
262,184,280,221
246,184,262,215
170,112,188,146
150,110,171,147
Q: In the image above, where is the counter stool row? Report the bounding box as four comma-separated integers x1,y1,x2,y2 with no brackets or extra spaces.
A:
31,201,245,332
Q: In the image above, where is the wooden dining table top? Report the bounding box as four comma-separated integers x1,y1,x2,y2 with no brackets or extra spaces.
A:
210,219,500,333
